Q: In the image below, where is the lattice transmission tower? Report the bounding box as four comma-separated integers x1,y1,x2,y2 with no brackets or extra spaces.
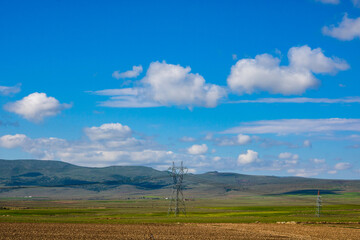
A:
167,161,187,216
316,190,322,217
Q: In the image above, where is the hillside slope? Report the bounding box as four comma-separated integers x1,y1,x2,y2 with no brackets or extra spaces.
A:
0,159,359,199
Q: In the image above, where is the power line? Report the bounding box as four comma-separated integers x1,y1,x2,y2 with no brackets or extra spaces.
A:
167,161,187,217
316,190,322,217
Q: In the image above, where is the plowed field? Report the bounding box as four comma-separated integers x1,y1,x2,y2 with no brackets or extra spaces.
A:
0,222,359,239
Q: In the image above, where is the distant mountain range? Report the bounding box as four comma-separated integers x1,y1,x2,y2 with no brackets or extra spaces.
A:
0,159,359,199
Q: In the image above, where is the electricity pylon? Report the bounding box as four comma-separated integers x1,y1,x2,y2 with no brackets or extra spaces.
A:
167,161,187,216
316,190,322,217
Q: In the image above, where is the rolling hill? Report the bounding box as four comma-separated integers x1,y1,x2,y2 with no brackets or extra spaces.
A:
0,159,359,199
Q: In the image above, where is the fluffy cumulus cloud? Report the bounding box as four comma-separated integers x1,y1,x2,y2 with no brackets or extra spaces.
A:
141,61,226,108
227,45,349,95
0,122,171,167
187,144,208,155
0,123,220,171
323,14,360,41
0,124,355,176
237,134,252,145
112,65,143,79
237,150,261,165
223,118,360,135
94,61,226,109
0,84,21,96
0,134,28,148
288,46,349,74
334,162,352,170
4,92,72,122
84,123,132,141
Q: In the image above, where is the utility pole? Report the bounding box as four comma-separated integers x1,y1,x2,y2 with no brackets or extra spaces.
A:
316,190,322,217
167,161,187,216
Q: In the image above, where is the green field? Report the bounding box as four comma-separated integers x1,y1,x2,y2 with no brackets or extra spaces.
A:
1,193,359,224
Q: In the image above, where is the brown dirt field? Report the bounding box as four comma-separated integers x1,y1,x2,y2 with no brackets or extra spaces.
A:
0,222,359,240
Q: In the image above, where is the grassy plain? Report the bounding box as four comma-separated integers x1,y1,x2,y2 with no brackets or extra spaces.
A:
0,193,359,224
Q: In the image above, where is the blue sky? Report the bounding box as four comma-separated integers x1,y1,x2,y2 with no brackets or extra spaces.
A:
1,0,360,179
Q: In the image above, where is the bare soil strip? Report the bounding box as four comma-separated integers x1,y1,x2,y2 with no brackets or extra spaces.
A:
0,222,359,240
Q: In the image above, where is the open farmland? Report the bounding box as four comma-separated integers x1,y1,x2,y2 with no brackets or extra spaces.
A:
0,195,360,224
1,161,359,239
1,222,360,240
0,195,360,239
1,161,360,239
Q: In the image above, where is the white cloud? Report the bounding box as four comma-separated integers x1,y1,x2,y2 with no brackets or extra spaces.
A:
112,65,143,79
187,168,197,174
285,160,298,165
328,170,337,174
348,144,360,148
0,129,219,170
91,88,161,108
334,162,352,170
52,149,174,167
99,96,161,108
94,61,226,109
180,136,196,142
84,123,132,141
187,144,208,155
213,156,221,161
237,134,252,145
323,14,360,41
311,158,326,164
0,134,28,148
91,87,160,108
0,84,21,96
288,46,349,74
142,61,226,108
303,140,312,148
316,0,340,4
227,45,348,95
353,0,360,7
227,53,317,95
215,138,235,146
0,122,173,167
215,134,252,146
204,133,213,140
278,152,299,161
91,88,139,96
222,118,360,135
230,97,360,104
266,156,300,172
287,168,320,177
237,150,261,165
277,152,299,165
4,92,72,122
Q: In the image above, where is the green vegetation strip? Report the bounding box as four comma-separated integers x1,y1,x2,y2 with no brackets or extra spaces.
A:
1,196,359,224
